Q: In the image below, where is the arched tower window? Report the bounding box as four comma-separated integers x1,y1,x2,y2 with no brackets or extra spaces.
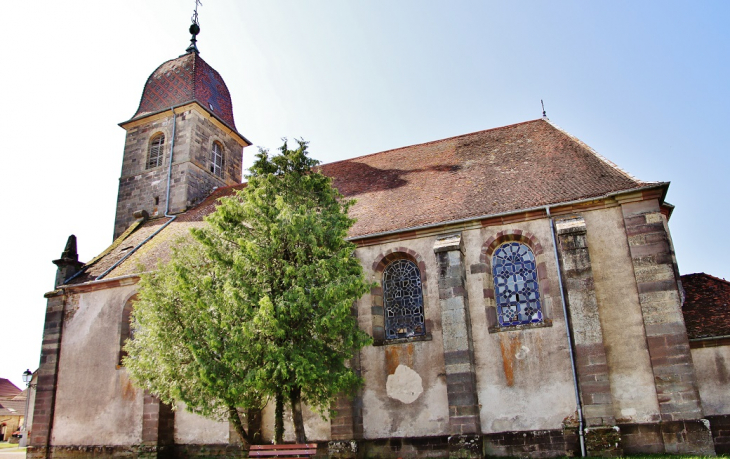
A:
146,134,165,169
492,242,543,327
210,141,224,177
383,259,425,340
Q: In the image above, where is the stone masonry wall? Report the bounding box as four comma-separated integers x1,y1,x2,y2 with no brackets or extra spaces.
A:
115,108,244,240
433,233,481,441
620,197,714,455
28,292,66,459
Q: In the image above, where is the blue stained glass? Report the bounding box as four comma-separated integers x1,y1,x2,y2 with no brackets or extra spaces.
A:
492,242,543,327
383,259,425,340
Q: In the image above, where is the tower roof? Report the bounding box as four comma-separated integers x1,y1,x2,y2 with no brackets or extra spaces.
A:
130,52,237,130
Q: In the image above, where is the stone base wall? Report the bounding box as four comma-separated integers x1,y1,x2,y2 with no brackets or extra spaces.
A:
27,445,171,459
357,436,450,459
619,423,665,454
619,420,715,455
29,420,724,459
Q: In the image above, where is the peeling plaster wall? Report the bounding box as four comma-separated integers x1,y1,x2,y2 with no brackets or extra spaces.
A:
174,402,229,445
692,346,730,416
357,237,450,439
583,207,661,423
52,285,144,446
465,221,576,433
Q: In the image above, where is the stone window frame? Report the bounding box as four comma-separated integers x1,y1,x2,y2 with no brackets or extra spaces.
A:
472,230,552,333
146,133,166,170
370,248,431,346
117,293,137,367
209,140,225,178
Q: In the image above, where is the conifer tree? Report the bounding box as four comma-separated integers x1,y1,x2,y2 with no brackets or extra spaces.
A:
124,139,372,445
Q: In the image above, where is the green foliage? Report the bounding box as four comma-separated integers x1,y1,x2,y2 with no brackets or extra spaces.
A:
124,139,372,442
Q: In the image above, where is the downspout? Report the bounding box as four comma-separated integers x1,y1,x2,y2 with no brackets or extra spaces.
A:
546,206,586,457
96,108,179,281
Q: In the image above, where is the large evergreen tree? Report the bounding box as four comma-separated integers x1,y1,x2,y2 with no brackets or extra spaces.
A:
124,139,372,445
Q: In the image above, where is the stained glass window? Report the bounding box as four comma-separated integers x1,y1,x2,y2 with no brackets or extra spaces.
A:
146,134,165,169
492,242,542,327
383,259,425,340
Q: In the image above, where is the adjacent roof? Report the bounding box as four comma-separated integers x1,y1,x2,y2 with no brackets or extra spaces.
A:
0,379,21,399
0,399,26,417
129,52,237,130
68,118,661,285
681,273,730,339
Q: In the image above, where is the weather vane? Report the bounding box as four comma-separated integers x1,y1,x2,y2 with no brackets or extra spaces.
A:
186,0,203,54
541,100,548,119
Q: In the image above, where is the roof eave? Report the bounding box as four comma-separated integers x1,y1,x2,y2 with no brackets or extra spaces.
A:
348,183,671,243
119,102,252,147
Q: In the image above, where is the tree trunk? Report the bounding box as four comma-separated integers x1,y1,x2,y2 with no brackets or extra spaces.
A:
227,405,250,448
290,386,307,443
274,391,284,444
247,408,263,445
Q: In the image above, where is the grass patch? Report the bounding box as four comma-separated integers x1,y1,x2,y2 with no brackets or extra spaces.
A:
0,443,24,450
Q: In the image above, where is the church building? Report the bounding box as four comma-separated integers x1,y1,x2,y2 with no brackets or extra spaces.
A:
29,20,730,459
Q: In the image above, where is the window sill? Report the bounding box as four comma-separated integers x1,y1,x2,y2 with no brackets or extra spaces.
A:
373,333,432,346
488,319,553,334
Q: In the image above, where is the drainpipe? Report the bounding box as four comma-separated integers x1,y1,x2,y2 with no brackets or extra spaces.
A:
164,107,177,217
96,108,179,281
546,206,586,457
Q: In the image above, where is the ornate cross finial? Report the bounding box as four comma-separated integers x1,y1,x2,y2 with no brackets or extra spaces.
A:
186,0,203,54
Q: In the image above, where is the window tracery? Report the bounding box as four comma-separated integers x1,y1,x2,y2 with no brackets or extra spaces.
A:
492,242,543,327
383,259,425,340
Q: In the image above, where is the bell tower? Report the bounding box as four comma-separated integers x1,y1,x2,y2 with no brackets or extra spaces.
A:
113,20,251,239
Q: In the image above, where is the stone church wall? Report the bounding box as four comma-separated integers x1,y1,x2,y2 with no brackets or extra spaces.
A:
691,344,730,416
173,402,229,445
35,198,722,457
466,219,576,433
51,285,143,446
356,236,451,439
582,206,661,423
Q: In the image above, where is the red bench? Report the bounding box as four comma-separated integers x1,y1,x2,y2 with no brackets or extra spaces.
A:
249,443,318,458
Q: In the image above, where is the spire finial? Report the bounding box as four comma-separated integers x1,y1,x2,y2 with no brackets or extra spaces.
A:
186,0,202,54
541,99,548,119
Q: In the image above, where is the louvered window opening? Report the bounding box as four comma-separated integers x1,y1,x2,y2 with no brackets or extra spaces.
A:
493,242,543,327
383,259,425,340
210,142,223,177
146,135,165,169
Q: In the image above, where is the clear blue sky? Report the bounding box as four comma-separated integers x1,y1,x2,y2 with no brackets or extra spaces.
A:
1,0,728,387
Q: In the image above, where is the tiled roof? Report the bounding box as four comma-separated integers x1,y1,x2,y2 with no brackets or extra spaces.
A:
0,399,26,417
321,119,652,238
130,52,237,130
0,379,21,399
69,118,661,284
681,273,730,339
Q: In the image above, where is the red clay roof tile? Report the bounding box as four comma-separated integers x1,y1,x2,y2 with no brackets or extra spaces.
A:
129,52,237,130
681,273,730,339
69,118,661,284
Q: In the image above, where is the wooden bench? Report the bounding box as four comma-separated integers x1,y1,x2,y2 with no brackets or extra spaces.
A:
249,443,318,458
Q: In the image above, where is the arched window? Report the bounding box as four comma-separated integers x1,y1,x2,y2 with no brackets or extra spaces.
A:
492,242,542,327
118,296,136,365
210,141,223,177
146,134,165,169
383,259,425,340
